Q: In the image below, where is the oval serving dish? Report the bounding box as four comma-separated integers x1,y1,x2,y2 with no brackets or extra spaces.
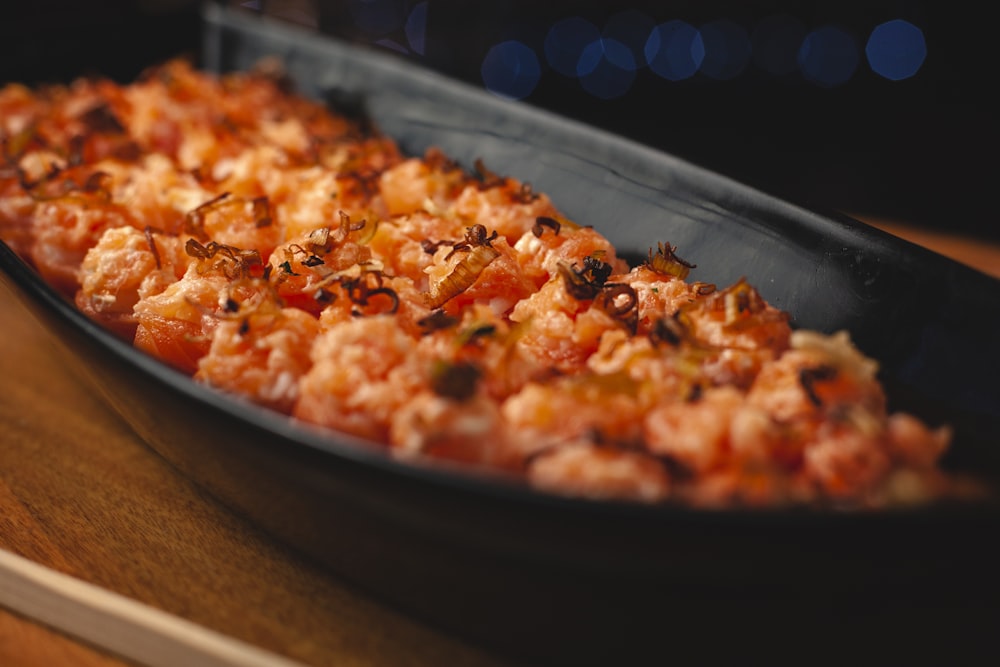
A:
3,5,1000,665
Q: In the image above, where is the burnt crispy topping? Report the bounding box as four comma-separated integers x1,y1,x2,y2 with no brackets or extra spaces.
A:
143,225,164,270
649,314,687,347
185,238,263,279
646,242,696,280
421,239,453,255
472,158,504,190
343,271,399,316
444,223,498,261
424,225,501,309
78,103,125,134
532,216,560,238
0,59,959,510
252,196,273,228
594,283,639,334
513,182,539,204
558,254,614,301
184,192,231,241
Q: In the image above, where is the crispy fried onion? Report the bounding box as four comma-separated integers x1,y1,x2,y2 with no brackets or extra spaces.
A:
274,230,332,276
78,103,126,134
143,225,165,269
336,208,369,236
420,238,453,255
473,158,505,190
183,277,286,339
305,225,334,254
646,242,696,280
69,104,141,163
472,159,538,204
184,192,227,240
252,196,273,228
594,283,639,333
557,254,613,300
303,211,375,254
656,279,788,355
558,255,638,332
702,277,789,329
302,258,387,310
337,167,381,200
343,269,399,317
184,192,274,241
9,158,115,200
649,313,689,347
424,224,500,309
647,282,716,347
185,238,263,279
692,281,716,297
532,216,560,238
513,182,539,204
424,146,463,174
265,214,377,301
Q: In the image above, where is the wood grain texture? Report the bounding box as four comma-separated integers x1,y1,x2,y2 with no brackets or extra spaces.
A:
0,283,509,667
1,606,134,667
856,216,1000,279
0,548,309,667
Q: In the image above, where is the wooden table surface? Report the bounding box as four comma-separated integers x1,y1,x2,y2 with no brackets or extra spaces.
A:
0,288,514,662
1,218,998,667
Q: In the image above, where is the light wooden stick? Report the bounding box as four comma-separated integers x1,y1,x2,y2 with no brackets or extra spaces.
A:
0,548,308,667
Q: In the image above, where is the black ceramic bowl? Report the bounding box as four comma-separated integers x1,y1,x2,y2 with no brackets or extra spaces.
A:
3,6,1000,665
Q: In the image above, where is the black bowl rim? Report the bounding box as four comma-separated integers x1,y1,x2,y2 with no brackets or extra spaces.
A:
3,240,997,527
1,6,998,526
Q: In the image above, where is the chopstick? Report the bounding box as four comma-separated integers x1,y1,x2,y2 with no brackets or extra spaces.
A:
0,548,308,667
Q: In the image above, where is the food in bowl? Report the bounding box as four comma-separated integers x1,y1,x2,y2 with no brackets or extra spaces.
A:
0,59,962,508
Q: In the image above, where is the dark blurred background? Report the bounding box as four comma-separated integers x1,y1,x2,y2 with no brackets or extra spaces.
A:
2,1,996,243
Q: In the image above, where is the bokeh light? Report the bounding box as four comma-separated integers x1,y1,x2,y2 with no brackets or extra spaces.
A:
576,37,604,77
481,40,541,100
578,38,637,99
698,19,751,80
866,19,926,81
603,9,656,69
752,14,807,76
645,20,704,81
798,25,860,87
342,6,932,93
545,17,602,78
405,1,427,55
